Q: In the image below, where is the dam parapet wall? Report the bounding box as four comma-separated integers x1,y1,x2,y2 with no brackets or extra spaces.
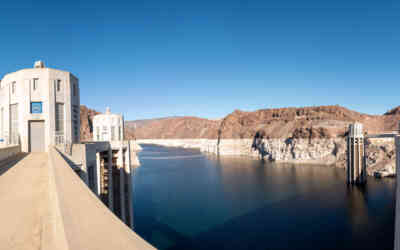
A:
0,145,21,163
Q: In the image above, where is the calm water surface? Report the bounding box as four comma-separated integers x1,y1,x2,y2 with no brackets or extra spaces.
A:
133,144,395,250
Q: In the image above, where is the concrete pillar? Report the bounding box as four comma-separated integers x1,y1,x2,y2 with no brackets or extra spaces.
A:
125,142,134,229
347,136,352,183
107,148,114,211
347,123,366,184
95,152,101,195
394,136,400,250
118,146,126,223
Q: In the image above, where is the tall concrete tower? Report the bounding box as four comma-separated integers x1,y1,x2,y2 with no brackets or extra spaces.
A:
0,61,80,152
92,107,134,229
93,107,124,142
347,123,366,184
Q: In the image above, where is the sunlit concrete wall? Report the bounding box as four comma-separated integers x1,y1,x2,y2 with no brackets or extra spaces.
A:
93,108,124,142
58,140,137,229
46,147,156,249
0,61,80,152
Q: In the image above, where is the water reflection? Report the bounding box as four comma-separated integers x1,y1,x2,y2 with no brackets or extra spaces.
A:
134,145,395,250
346,185,370,232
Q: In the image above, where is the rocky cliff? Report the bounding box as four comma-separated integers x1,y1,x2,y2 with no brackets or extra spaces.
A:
136,137,397,177
131,105,400,139
131,105,400,177
81,105,400,177
126,116,220,139
80,105,100,141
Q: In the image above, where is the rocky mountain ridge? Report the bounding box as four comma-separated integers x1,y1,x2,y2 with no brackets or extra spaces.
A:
80,105,400,142
80,105,399,177
130,105,400,140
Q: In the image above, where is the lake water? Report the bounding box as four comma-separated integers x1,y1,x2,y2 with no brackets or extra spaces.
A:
133,144,396,250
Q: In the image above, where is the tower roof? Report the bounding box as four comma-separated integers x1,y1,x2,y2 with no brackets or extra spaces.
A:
349,122,363,138
34,61,45,68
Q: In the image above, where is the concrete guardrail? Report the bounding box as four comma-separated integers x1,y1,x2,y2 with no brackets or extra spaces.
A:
47,147,156,250
0,145,21,163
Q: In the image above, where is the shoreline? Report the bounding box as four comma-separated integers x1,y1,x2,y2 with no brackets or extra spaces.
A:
135,138,396,178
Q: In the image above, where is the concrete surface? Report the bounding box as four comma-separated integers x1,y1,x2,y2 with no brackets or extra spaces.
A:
0,153,49,249
0,61,80,151
0,149,156,250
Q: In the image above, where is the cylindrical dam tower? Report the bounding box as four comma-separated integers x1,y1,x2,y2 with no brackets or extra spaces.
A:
347,123,366,184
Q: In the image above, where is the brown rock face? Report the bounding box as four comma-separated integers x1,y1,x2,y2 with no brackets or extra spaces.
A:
126,117,220,139
80,105,100,141
384,106,400,116
79,104,399,175
291,127,330,139
79,104,400,143
128,105,400,140
383,106,400,132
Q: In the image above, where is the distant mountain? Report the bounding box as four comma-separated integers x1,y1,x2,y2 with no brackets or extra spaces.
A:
125,116,220,139
127,105,400,140
125,117,183,139
80,105,400,141
125,117,181,129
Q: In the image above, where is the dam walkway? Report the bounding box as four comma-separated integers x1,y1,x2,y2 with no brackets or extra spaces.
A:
0,148,155,250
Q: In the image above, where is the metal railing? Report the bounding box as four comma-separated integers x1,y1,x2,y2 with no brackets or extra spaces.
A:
55,132,65,145
54,132,72,155
64,140,72,156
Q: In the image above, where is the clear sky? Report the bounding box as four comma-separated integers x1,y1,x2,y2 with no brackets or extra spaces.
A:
0,0,398,120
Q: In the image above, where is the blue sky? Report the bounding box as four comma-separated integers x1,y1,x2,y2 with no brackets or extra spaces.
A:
0,0,398,120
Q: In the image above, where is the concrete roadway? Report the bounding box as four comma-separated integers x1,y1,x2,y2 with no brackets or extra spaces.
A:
0,153,48,250
0,151,156,250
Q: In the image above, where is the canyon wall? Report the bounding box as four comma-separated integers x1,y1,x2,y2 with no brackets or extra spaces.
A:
82,104,399,177
136,138,396,177
131,106,400,140
135,138,342,164
80,105,100,141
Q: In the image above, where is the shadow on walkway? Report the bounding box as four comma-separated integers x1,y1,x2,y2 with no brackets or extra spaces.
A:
0,153,29,176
